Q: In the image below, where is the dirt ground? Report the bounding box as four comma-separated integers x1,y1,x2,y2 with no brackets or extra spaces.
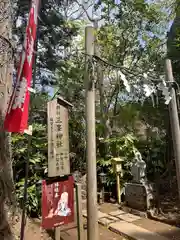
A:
60,224,126,240
11,216,125,240
159,193,180,225
11,217,51,240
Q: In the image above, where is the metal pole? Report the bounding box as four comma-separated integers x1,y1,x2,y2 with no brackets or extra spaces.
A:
165,58,180,200
85,26,98,240
76,183,84,240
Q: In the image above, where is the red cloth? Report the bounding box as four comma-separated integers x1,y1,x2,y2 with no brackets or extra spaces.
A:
4,0,39,133
41,176,74,229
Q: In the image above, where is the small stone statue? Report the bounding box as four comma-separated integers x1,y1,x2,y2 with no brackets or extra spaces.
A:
131,152,146,183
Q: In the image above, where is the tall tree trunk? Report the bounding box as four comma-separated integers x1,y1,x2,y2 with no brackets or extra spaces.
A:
0,0,15,239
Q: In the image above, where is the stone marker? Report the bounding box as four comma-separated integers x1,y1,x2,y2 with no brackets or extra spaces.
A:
125,182,147,211
125,152,156,211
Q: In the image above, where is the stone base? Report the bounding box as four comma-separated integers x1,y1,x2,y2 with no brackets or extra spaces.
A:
120,205,147,218
125,181,157,212
125,182,147,211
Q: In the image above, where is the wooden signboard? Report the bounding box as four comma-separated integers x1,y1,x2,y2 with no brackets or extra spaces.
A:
47,97,72,177
41,176,74,229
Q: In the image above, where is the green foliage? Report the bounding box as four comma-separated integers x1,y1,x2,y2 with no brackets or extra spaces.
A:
16,180,40,215
139,135,168,181
13,0,79,85
97,133,139,187
12,91,48,216
106,134,138,159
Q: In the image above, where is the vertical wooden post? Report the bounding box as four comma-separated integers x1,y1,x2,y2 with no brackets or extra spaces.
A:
116,173,121,204
101,185,105,204
85,26,99,240
165,58,180,200
55,227,61,240
75,183,84,240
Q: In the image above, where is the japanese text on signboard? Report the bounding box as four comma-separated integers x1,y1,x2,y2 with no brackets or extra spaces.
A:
48,99,70,177
41,176,74,229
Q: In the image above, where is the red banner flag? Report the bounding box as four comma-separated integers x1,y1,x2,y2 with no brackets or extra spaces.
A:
41,176,74,229
4,0,39,133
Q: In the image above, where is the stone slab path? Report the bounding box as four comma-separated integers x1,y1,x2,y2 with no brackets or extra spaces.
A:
133,218,180,240
109,221,169,240
82,208,180,240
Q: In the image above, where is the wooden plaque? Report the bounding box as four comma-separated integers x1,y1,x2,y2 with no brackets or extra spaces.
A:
47,98,70,177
